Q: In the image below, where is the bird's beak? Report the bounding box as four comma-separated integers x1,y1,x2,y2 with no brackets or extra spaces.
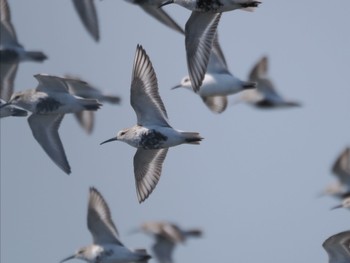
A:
171,84,182,90
159,0,174,8
0,102,11,109
100,137,118,145
60,255,75,263
330,204,343,210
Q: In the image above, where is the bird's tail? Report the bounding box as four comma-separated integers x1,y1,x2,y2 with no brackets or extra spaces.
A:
102,94,121,104
182,132,203,144
240,1,262,12
242,81,257,90
80,99,102,111
184,228,203,238
26,51,47,62
133,249,152,262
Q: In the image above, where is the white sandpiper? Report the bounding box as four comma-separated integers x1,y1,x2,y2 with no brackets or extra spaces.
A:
0,98,27,118
172,33,256,113
71,0,100,42
100,45,203,203
134,221,202,263
323,230,350,263
124,0,184,34
60,187,151,263
160,0,261,92
1,74,102,174
240,56,301,108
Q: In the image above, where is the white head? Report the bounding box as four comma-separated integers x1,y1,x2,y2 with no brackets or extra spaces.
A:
100,128,134,145
171,76,193,92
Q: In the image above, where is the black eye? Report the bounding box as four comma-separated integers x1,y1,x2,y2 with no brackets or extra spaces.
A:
120,131,125,136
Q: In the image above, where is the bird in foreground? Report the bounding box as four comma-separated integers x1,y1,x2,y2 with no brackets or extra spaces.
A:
1,74,102,174
71,0,99,41
136,221,202,263
60,187,151,263
65,74,121,134
160,0,261,92
323,230,350,263
101,45,203,203
0,98,27,118
240,56,301,108
0,0,47,99
172,33,256,113
124,0,184,34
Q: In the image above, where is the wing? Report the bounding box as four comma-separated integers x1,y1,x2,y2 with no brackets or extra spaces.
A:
0,59,18,101
87,187,123,246
210,32,228,69
134,148,168,203
0,0,20,47
131,45,170,127
34,74,70,93
332,147,350,189
72,0,99,41
185,12,221,92
249,56,268,82
323,231,350,262
74,111,94,134
201,96,227,114
152,236,175,263
28,114,71,174
140,5,184,34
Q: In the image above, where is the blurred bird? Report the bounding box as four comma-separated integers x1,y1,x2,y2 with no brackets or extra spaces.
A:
100,45,203,203
60,187,151,263
0,0,47,100
331,195,350,210
64,74,121,134
71,0,100,41
124,0,184,34
240,56,301,108
323,230,350,263
160,0,261,92
2,74,102,174
172,34,256,113
135,221,202,263
0,98,27,118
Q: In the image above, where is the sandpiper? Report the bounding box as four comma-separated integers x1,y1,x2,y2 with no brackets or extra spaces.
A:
160,0,261,92
71,0,99,41
2,74,102,174
0,98,27,118
60,187,151,263
101,45,203,203
240,56,301,108
323,230,350,263
135,221,202,263
65,74,121,134
172,33,256,113
124,0,184,34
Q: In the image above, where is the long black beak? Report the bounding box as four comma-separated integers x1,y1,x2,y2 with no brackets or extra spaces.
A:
60,255,75,263
330,204,343,210
171,84,182,90
100,137,118,145
159,0,174,8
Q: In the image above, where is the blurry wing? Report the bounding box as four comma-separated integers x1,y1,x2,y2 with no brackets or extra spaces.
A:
161,223,184,243
332,147,350,188
74,111,94,134
210,32,227,69
249,56,268,82
134,148,168,203
87,187,123,246
140,5,184,34
256,78,283,102
323,231,350,262
0,59,18,100
131,45,170,127
201,95,227,114
34,74,70,93
0,0,20,47
152,236,175,263
185,12,221,92
72,0,99,41
28,114,71,174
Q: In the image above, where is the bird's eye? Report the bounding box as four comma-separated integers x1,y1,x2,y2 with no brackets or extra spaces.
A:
120,131,126,136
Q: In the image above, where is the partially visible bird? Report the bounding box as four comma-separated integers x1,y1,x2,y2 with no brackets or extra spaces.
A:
331,194,350,210
0,98,27,118
3,74,102,174
101,45,203,203
71,0,100,42
60,187,151,263
323,230,350,263
136,221,202,263
240,56,301,108
64,75,121,134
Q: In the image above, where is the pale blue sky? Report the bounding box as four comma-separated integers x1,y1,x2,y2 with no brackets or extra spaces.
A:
1,1,349,262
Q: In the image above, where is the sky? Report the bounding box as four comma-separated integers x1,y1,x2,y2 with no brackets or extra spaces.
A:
1,1,349,263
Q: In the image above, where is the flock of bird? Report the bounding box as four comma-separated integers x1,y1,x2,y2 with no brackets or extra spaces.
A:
1,0,349,262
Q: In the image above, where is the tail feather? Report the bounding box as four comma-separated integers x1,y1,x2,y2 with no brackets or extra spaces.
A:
133,249,152,262
241,1,261,12
242,81,257,90
102,94,121,104
182,132,203,144
185,228,203,238
80,98,102,111
26,51,48,62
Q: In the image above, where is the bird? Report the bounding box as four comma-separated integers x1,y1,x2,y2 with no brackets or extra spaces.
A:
160,0,261,92
239,56,301,108
136,221,202,263
323,230,350,263
331,194,350,210
2,74,102,174
64,74,121,134
172,33,256,113
60,187,151,263
0,98,27,118
0,0,47,100
71,0,100,42
100,45,203,203
124,0,184,34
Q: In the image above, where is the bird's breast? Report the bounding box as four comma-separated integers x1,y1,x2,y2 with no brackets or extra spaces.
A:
139,129,168,149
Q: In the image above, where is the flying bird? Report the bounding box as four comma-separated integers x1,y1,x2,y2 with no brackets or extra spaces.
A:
323,230,350,263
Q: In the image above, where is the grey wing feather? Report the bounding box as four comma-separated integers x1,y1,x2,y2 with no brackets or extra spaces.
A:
72,0,99,41
185,12,221,92
74,111,94,134
134,148,168,203
28,114,71,174
87,187,123,246
249,56,268,81
201,96,227,114
131,45,170,127
0,0,20,46
323,231,350,262
0,59,18,101
332,147,350,188
152,236,175,263
34,74,70,93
